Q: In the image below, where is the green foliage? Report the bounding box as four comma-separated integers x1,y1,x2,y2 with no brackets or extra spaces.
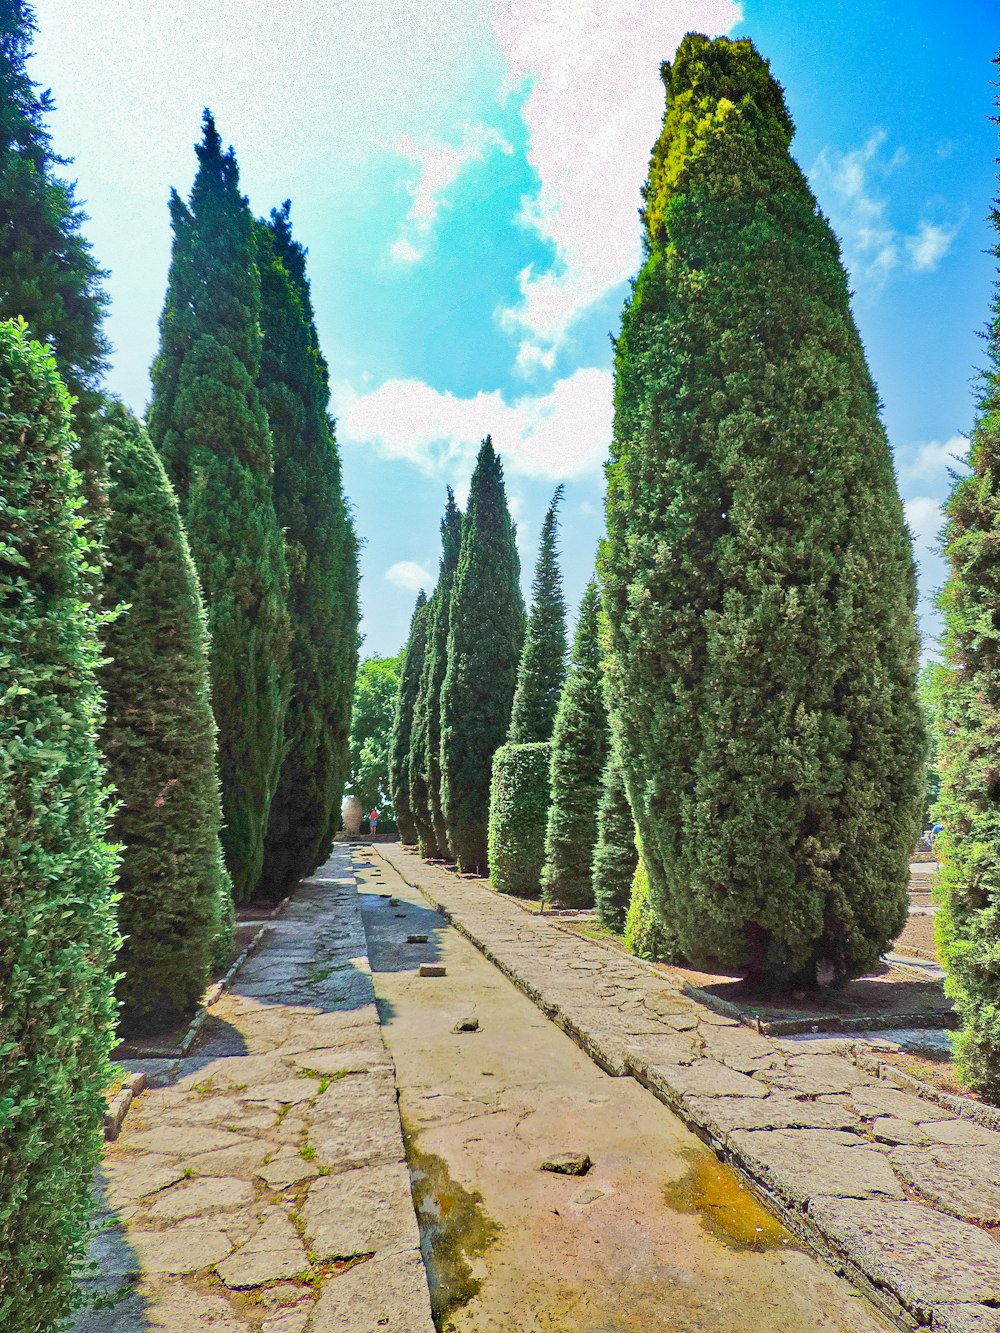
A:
542,581,609,907
410,488,462,858
148,112,291,902
256,204,359,896
508,486,567,744
918,660,945,827
389,591,429,844
488,743,551,896
624,854,675,962
934,100,1000,1094
349,652,404,818
441,438,525,872
592,747,638,932
601,35,924,989
0,319,118,1330
0,3,108,423
100,402,232,1034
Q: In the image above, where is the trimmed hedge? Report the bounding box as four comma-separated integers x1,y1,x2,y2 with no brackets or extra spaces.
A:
0,319,119,1329
488,743,551,896
623,854,675,963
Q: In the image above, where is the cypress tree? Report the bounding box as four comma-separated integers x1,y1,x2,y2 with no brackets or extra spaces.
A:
542,580,609,906
0,319,118,1329
410,488,462,858
508,486,567,744
934,100,1000,1094
601,35,923,988
441,437,525,872
148,112,291,902
488,742,551,895
389,591,429,845
0,2,108,422
256,204,359,897
100,402,232,1034
592,747,639,932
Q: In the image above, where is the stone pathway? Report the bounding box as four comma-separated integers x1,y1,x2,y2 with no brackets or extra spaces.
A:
74,847,434,1333
376,843,1000,1333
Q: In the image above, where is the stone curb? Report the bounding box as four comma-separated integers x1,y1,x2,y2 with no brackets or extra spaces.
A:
104,895,291,1138
375,845,1000,1333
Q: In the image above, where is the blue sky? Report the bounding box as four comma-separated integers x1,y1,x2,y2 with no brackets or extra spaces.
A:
31,0,1000,659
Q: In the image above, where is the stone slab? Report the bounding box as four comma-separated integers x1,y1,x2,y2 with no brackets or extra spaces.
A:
890,1144,1000,1224
303,1161,421,1261
730,1129,903,1207
129,1225,233,1274
309,1250,436,1332
685,1094,856,1138
934,1305,1000,1333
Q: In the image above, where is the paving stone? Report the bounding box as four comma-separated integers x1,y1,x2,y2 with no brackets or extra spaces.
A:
215,1208,308,1289
256,1151,321,1189
933,1305,1000,1332
761,1055,877,1096
890,1144,1000,1224
807,1197,1000,1317
302,1162,421,1260
684,1094,857,1138
125,1125,247,1157
242,1077,323,1105
129,1224,233,1274
145,1175,255,1221
633,1056,770,1101
263,1310,312,1333
309,1250,436,1332
870,1116,931,1146
920,1118,1000,1147
143,1283,252,1329
728,1129,904,1206
847,1083,951,1123
105,1153,187,1200
182,1139,273,1178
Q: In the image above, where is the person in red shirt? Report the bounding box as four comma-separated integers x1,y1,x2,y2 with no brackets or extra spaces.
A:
369,808,379,837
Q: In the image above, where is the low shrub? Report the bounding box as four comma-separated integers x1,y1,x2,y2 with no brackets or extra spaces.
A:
488,743,551,896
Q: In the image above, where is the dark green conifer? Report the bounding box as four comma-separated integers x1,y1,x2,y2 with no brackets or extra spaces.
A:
441,438,525,872
601,36,923,987
508,486,567,744
410,488,462,858
592,747,638,932
148,112,291,902
0,2,108,422
542,581,609,906
256,204,359,896
934,98,1000,1094
389,591,429,845
100,402,232,1034
0,320,118,1329
488,742,551,895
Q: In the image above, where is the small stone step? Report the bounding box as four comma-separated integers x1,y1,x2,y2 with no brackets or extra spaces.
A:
407,934,429,944
419,963,446,978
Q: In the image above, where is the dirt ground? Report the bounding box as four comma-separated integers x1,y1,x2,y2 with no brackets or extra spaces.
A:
355,855,893,1333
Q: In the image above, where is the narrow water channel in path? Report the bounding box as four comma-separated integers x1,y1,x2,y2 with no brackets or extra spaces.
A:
354,850,892,1333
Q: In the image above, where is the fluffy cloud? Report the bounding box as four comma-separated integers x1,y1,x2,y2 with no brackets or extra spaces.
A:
383,122,513,264
905,495,944,557
899,433,968,484
811,131,960,287
490,0,742,373
385,560,435,591
338,365,613,481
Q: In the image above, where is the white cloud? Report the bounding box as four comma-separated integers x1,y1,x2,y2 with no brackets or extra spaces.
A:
338,365,613,481
811,131,960,287
490,0,742,372
899,433,968,484
383,122,513,264
905,495,944,558
385,560,434,591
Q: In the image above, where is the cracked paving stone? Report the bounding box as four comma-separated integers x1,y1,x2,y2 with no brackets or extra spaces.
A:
870,1117,931,1146
919,1118,1000,1148
129,1224,233,1274
684,1094,857,1137
215,1207,308,1289
889,1144,1000,1224
847,1083,952,1123
144,1175,255,1221
302,1161,421,1260
728,1129,904,1207
933,1305,1000,1333
309,1250,435,1332
635,1057,770,1101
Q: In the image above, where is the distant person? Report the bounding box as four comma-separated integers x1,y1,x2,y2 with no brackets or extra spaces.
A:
369,808,379,838
931,822,943,849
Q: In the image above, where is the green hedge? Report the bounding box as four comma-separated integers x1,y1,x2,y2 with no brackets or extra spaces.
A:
623,854,676,963
592,748,638,932
0,319,119,1329
488,743,551,896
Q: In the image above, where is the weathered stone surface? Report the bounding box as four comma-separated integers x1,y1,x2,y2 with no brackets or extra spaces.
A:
125,1125,247,1157
807,1197,1000,1315
920,1118,1000,1148
933,1305,1000,1333
870,1117,930,1146
144,1284,251,1330
685,1095,856,1138
419,962,447,977
215,1208,307,1289
255,1151,320,1189
309,1250,436,1332
890,1144,1000,1224
728,1130,904,1206
541,1151,591,1175
242,1077,322,1105
302,1162,421,1260
761,1055,876,1096
636,1057,769,1101
130,1225,233,1274
145,1175,255,1221
847,1084,950,1123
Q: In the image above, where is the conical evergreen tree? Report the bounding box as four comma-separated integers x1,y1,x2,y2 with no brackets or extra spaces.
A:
601,35,923,988
508,485,567,744
542,581,609,906
389,590,429,845
0,320,118,1329
148,112,291,902
441,438,525,872
100,402,232,1034
592,746,638,932
934,94,1000,1095
0,2,108,422
410,488,462,858
256,204,359,897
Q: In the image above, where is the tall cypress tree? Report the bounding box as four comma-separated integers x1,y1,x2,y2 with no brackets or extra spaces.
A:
600,36,923,988
508,485,567,744
592,746,639,932
389,590,429,845
0,320,118,1329
410,488,462,858
934,91,1000,1095
256,204,359,897
100,402,232,1034
0,2,108,422
542,581,609,906
441,438,525,872
148,112,291,902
